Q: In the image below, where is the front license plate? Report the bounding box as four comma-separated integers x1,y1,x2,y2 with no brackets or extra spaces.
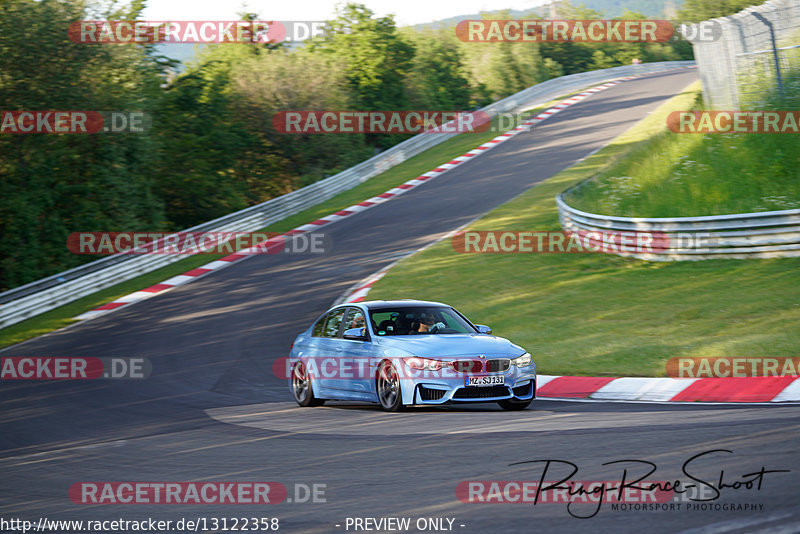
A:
466,375,505,387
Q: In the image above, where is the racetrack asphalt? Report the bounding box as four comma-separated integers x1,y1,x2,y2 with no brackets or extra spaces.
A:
3,68,800,533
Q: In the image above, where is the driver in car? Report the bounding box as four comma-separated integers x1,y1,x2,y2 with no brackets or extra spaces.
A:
413,313,446,334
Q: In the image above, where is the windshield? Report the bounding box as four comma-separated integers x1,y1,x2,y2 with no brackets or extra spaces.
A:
368,306,476,336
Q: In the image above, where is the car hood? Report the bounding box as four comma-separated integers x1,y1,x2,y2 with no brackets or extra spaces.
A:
375,334,524,358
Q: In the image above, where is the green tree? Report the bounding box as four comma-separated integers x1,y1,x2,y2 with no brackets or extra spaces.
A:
679,0,763,23
153,56,252,228
308,3,415,148
458,10,552,101
229,47,371,190
310,4,415,110
0,0,164,290
401,28,473,110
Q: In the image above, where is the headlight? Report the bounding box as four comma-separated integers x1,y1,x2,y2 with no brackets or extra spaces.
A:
511,352,533,367
403,357,444,371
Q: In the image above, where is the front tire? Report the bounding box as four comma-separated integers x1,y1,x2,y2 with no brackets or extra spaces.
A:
376,360,404,412
292,361,325,407
497,399,532,411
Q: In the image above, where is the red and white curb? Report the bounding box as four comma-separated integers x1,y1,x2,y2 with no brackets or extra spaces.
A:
76,66,693,322
536,374,800,403
337,266,392,305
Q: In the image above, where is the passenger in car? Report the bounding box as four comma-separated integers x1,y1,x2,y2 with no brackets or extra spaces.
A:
376,312,400,335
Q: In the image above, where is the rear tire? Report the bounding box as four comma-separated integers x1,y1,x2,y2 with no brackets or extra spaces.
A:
376,360,404,412
292,361,325,407
498,399,532,411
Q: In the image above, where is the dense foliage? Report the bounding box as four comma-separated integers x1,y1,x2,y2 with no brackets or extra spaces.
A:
3,0,737,290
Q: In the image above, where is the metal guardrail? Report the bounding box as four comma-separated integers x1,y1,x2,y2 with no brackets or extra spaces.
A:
0,61,695,329
556,194,800,260
553,3,800,260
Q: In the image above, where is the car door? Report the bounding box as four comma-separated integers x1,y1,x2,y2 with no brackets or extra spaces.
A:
335,307,375,396
299,310,327,362
314,307,347,393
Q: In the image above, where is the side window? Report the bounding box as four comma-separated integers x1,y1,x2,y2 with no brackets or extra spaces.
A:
344,308,366,334
312,313,327,337
323,308,346,338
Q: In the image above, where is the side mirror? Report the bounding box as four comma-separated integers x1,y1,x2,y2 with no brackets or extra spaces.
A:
475,324,492,335
343,327,368,341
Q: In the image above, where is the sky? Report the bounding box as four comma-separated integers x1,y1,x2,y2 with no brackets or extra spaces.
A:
141,0,551,27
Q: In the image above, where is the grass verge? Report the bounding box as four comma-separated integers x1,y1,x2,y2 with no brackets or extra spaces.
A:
563,75,800,217
0,93,578,349
367,80,800,377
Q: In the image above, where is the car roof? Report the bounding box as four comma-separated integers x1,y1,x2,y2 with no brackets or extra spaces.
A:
359,300,450,309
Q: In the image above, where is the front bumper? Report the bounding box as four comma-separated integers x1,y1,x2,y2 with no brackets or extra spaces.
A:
410,376,536,404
